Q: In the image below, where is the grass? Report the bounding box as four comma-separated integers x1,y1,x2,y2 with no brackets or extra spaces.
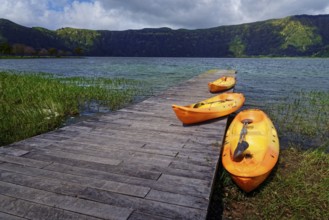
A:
208,90,329,219
219,148,329,219
0,70,150,146
267,91,329,149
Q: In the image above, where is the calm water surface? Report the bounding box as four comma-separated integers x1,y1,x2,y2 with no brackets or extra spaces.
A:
1,57,328,108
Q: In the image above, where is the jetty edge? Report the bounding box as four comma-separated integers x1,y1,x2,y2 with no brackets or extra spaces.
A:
0,69,236,219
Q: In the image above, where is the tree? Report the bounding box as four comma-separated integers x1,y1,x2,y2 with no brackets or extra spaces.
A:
24,46,36,55
11,43,25,56
74,47,83,56
38,48,49,56
0,42,11,55
48,48,58,56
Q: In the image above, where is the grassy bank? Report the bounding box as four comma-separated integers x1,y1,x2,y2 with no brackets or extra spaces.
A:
217,148,329,219
0,70,150,146
208,90,329,219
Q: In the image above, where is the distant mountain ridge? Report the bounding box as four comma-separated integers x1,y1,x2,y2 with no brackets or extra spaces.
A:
1,14,329,57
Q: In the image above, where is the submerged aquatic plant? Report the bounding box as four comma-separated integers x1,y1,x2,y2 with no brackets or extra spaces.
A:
0,70,151,146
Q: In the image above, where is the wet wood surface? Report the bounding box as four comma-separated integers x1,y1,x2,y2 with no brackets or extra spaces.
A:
0,69,236,219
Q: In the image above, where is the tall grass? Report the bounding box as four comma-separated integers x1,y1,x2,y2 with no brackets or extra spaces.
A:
266,90,329,150
216,90,329,219
0,71,150,146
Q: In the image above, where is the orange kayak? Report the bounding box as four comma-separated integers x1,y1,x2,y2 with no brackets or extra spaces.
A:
222,109,280,192
208,76,236,92
172,93,245,125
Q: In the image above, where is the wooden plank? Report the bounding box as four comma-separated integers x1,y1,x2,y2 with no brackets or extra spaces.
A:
1,69,236,219
145,189,209,210
0,181,133,220
169,161,214,173
43,162,211,197
0,169,87,197
0,194,102,220
33,148,123,166
79,187,207,219
128,212,172,220
24,152,162,180
119,161,212,181
0,211,26,220
0,148,29,157
12,136,179,158
0,163,150,198
0,155,51,168
157,174,211,191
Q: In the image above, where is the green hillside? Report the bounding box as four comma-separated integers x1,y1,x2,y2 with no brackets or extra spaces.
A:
1,14,329,57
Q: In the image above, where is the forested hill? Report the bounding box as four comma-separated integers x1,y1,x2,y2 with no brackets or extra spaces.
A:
1,14,329,57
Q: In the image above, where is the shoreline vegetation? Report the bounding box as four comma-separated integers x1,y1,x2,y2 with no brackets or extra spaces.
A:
209,90,329,219
0,70,150,146
1,55,329,60
1,15,329,58
1,70,328,219
0,55,84,59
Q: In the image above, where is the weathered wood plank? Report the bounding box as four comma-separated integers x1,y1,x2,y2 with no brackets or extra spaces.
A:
0,163,150,198
0,181,133,220
0,169,87,197
79,187,207,219
0,148,29,157
34,148,123,166
24,152,162,180
0,211,26,220
43,162,211,197
145,189,208,210
12,136,179,157
1,69,236,219
157,174,211,191
128,212,172,220
0,155,51,168
0,194,102,220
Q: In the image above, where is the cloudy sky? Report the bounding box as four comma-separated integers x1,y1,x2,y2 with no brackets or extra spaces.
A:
1,0,329,31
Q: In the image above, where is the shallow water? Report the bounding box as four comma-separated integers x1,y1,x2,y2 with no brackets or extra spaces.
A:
1,57,328,148
1,57,328,108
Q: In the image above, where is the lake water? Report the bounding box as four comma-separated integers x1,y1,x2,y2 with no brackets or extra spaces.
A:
1,57,328,108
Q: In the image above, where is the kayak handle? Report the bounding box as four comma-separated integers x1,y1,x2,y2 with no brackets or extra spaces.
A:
233,119,253,161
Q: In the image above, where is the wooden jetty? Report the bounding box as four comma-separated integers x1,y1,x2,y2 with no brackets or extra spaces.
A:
0,69,236,220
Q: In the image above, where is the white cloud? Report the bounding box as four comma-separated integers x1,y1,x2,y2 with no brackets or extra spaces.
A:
0,0,329,30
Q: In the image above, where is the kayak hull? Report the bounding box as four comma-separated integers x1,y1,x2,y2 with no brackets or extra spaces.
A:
172,92,245,124
208,76,236,93
222,109,279,192
230,171,271,193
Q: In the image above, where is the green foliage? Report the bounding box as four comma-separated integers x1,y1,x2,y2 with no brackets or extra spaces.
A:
0,42,11,54
271,17,322,51
56,28,101,49
0,71,148,146
229,36,246,57
1,15,329,57
313,45,329,57
74,47,83,56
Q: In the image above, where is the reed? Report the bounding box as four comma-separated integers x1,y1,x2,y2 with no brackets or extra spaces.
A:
266,90,329,149
210,90,329,219
0,70,150,146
